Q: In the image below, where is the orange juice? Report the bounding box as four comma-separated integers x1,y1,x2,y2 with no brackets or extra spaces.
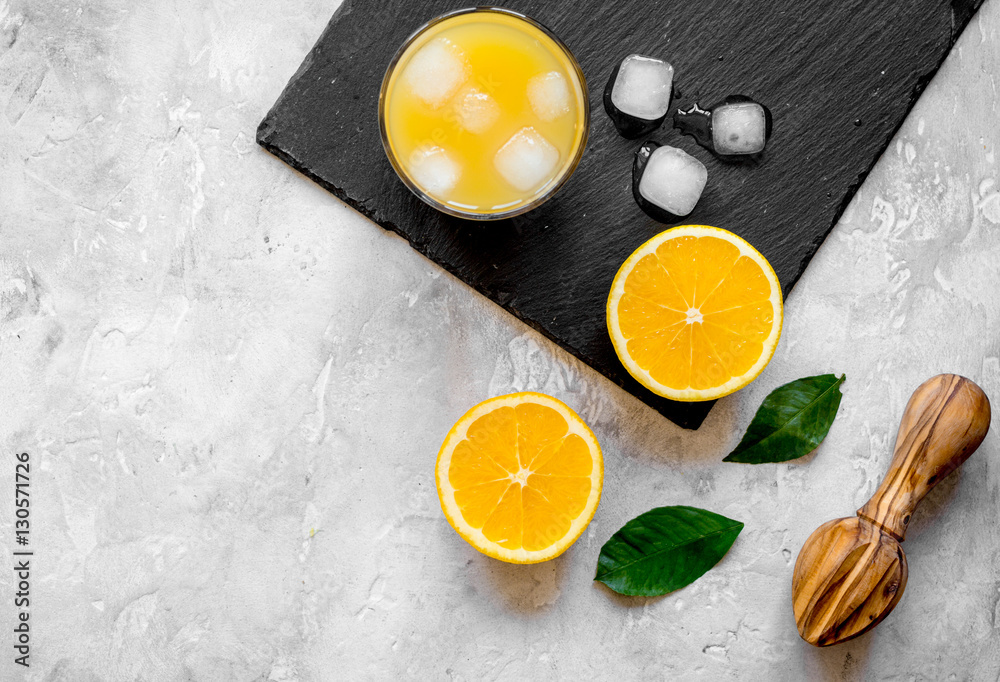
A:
380,9,588,219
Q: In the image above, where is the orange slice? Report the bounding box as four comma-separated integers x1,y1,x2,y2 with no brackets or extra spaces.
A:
607,225,782,401
435,393,603,564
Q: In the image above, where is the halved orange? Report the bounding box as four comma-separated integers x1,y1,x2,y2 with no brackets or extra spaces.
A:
435,393,603,564
607,225,782,402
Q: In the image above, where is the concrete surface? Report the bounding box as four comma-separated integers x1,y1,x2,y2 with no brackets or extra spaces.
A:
1,0,999,679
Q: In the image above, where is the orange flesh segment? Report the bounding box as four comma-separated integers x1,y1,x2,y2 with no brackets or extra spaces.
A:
521,486,570,552
453,480,511,528
448,402,594,551
463,406,519,472
645,323,693,389
700,255,772,313
481,484,522,549
533,434,593,477
622,253,688,311
515,402,568,468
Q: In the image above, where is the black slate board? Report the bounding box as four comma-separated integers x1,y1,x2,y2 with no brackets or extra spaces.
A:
258,0,981,429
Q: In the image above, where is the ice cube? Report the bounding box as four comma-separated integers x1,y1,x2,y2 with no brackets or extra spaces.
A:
712,102,767,155
408,146,461,196
637,145,707,217
610,54,674,121
454,87,500,134
527,71,572,121
403,38,468,108
493,127,561,193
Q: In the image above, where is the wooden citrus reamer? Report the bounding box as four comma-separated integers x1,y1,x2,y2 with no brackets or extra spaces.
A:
791,374,991,646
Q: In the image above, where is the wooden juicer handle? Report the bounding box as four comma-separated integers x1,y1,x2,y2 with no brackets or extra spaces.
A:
793,374,991,646
857,374,991,541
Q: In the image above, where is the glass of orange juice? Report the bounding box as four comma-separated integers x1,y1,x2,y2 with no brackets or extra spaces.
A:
379,7,589,220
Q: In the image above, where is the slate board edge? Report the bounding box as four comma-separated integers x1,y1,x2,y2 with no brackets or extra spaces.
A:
255,1,983,431
255,129,715,428
783,1,983,297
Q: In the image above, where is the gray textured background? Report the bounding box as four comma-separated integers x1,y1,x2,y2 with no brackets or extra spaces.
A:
1,0,999,680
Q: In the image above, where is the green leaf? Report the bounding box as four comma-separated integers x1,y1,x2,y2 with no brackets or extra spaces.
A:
724,373,846,464
595,506,744,597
